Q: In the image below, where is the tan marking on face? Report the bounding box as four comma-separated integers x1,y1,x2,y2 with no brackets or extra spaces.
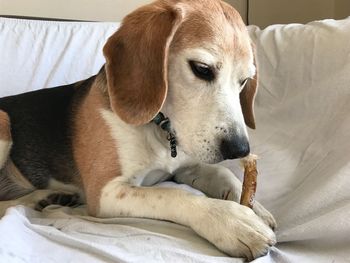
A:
72,71,122,216
0,110,11,141
168,0,258,132
170,0,251,60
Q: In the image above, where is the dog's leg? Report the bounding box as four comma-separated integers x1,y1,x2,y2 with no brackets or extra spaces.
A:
173,164,277,229
98,179,276,260
0,110,35,200
0,110,12,168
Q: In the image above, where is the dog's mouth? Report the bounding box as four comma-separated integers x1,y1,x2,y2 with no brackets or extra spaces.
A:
175,139,224,164
179,135,250,164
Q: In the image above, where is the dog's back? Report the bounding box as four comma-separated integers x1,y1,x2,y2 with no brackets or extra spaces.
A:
0,76,94,199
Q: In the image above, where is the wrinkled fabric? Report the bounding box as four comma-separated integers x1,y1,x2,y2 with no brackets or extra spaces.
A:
1,17,350,263
0,18,118,97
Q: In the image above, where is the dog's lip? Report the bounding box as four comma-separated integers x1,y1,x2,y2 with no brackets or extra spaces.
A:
211,154,225,164
199,151,224,164
174,134,224,163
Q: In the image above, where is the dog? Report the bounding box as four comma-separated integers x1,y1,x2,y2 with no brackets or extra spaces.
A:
0,0,276,260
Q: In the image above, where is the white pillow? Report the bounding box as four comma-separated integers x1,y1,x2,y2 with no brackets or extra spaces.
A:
239,18,350,246
0,18,119,97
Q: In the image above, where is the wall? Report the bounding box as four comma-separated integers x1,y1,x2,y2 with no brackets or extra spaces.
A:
249,0,335,28
0,0,247,22
0,0,246,22
224,0,247,21
335,0,350,19
0,0,153,21
0,0,349,26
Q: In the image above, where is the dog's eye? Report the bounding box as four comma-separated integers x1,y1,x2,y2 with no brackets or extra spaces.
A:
189,61,215,81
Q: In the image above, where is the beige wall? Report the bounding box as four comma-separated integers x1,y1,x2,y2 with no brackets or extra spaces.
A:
250,0,350,28
250,0,335,28
0,0,247,22
335,0,350,19
0,0,246,21
0,0,349,26
225,0,247,21
0,0,153,21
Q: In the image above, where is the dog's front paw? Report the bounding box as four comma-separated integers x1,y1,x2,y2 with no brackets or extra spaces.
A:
222,189,277,230
192,199,276,260
253,201,277,230
217,178,277,230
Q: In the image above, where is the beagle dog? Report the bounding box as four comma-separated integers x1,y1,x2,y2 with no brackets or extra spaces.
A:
0,0,276,260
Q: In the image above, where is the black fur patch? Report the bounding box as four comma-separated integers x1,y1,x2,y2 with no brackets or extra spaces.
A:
35,193,82,211
0,76,95,189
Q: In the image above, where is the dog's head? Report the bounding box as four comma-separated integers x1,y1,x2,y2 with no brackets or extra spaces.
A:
103,0,257,164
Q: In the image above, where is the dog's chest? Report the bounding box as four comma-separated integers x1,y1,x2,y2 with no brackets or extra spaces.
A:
101,109,193,186
139,169,173,186
127,153,190,186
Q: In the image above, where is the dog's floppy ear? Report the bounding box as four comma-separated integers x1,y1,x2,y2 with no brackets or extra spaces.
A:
240,49,258,130
103,3,183,125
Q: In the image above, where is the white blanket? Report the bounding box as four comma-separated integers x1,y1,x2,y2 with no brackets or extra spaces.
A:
0,17,350,262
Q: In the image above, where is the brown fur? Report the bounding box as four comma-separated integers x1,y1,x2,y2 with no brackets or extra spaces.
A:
103,1,184,126
240,44,258,129
71,73,121,216
168,0,258,129
170,0,247,55
72,0,257,214
103,0,256,127
240,74,258,129
0,110,11,142
0,1,257,214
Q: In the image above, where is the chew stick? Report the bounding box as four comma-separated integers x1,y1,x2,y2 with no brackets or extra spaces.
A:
240,154,258,208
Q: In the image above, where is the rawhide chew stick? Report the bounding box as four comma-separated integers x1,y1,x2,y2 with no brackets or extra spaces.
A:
240,154,258,208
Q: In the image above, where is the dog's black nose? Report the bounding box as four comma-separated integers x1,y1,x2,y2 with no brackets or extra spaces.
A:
220,137,250,160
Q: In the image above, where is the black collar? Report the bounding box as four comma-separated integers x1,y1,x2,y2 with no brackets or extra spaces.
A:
152,112,177,158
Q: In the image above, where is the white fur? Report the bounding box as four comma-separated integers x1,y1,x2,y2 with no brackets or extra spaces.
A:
163,46,253,163
101,110,195,186
97,17,276,261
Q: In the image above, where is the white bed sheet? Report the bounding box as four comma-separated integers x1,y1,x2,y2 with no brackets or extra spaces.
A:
0,17,350,263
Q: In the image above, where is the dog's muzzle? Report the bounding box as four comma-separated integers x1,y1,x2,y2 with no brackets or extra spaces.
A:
220,136,250,160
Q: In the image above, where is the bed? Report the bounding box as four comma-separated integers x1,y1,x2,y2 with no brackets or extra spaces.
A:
0,16,350,262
